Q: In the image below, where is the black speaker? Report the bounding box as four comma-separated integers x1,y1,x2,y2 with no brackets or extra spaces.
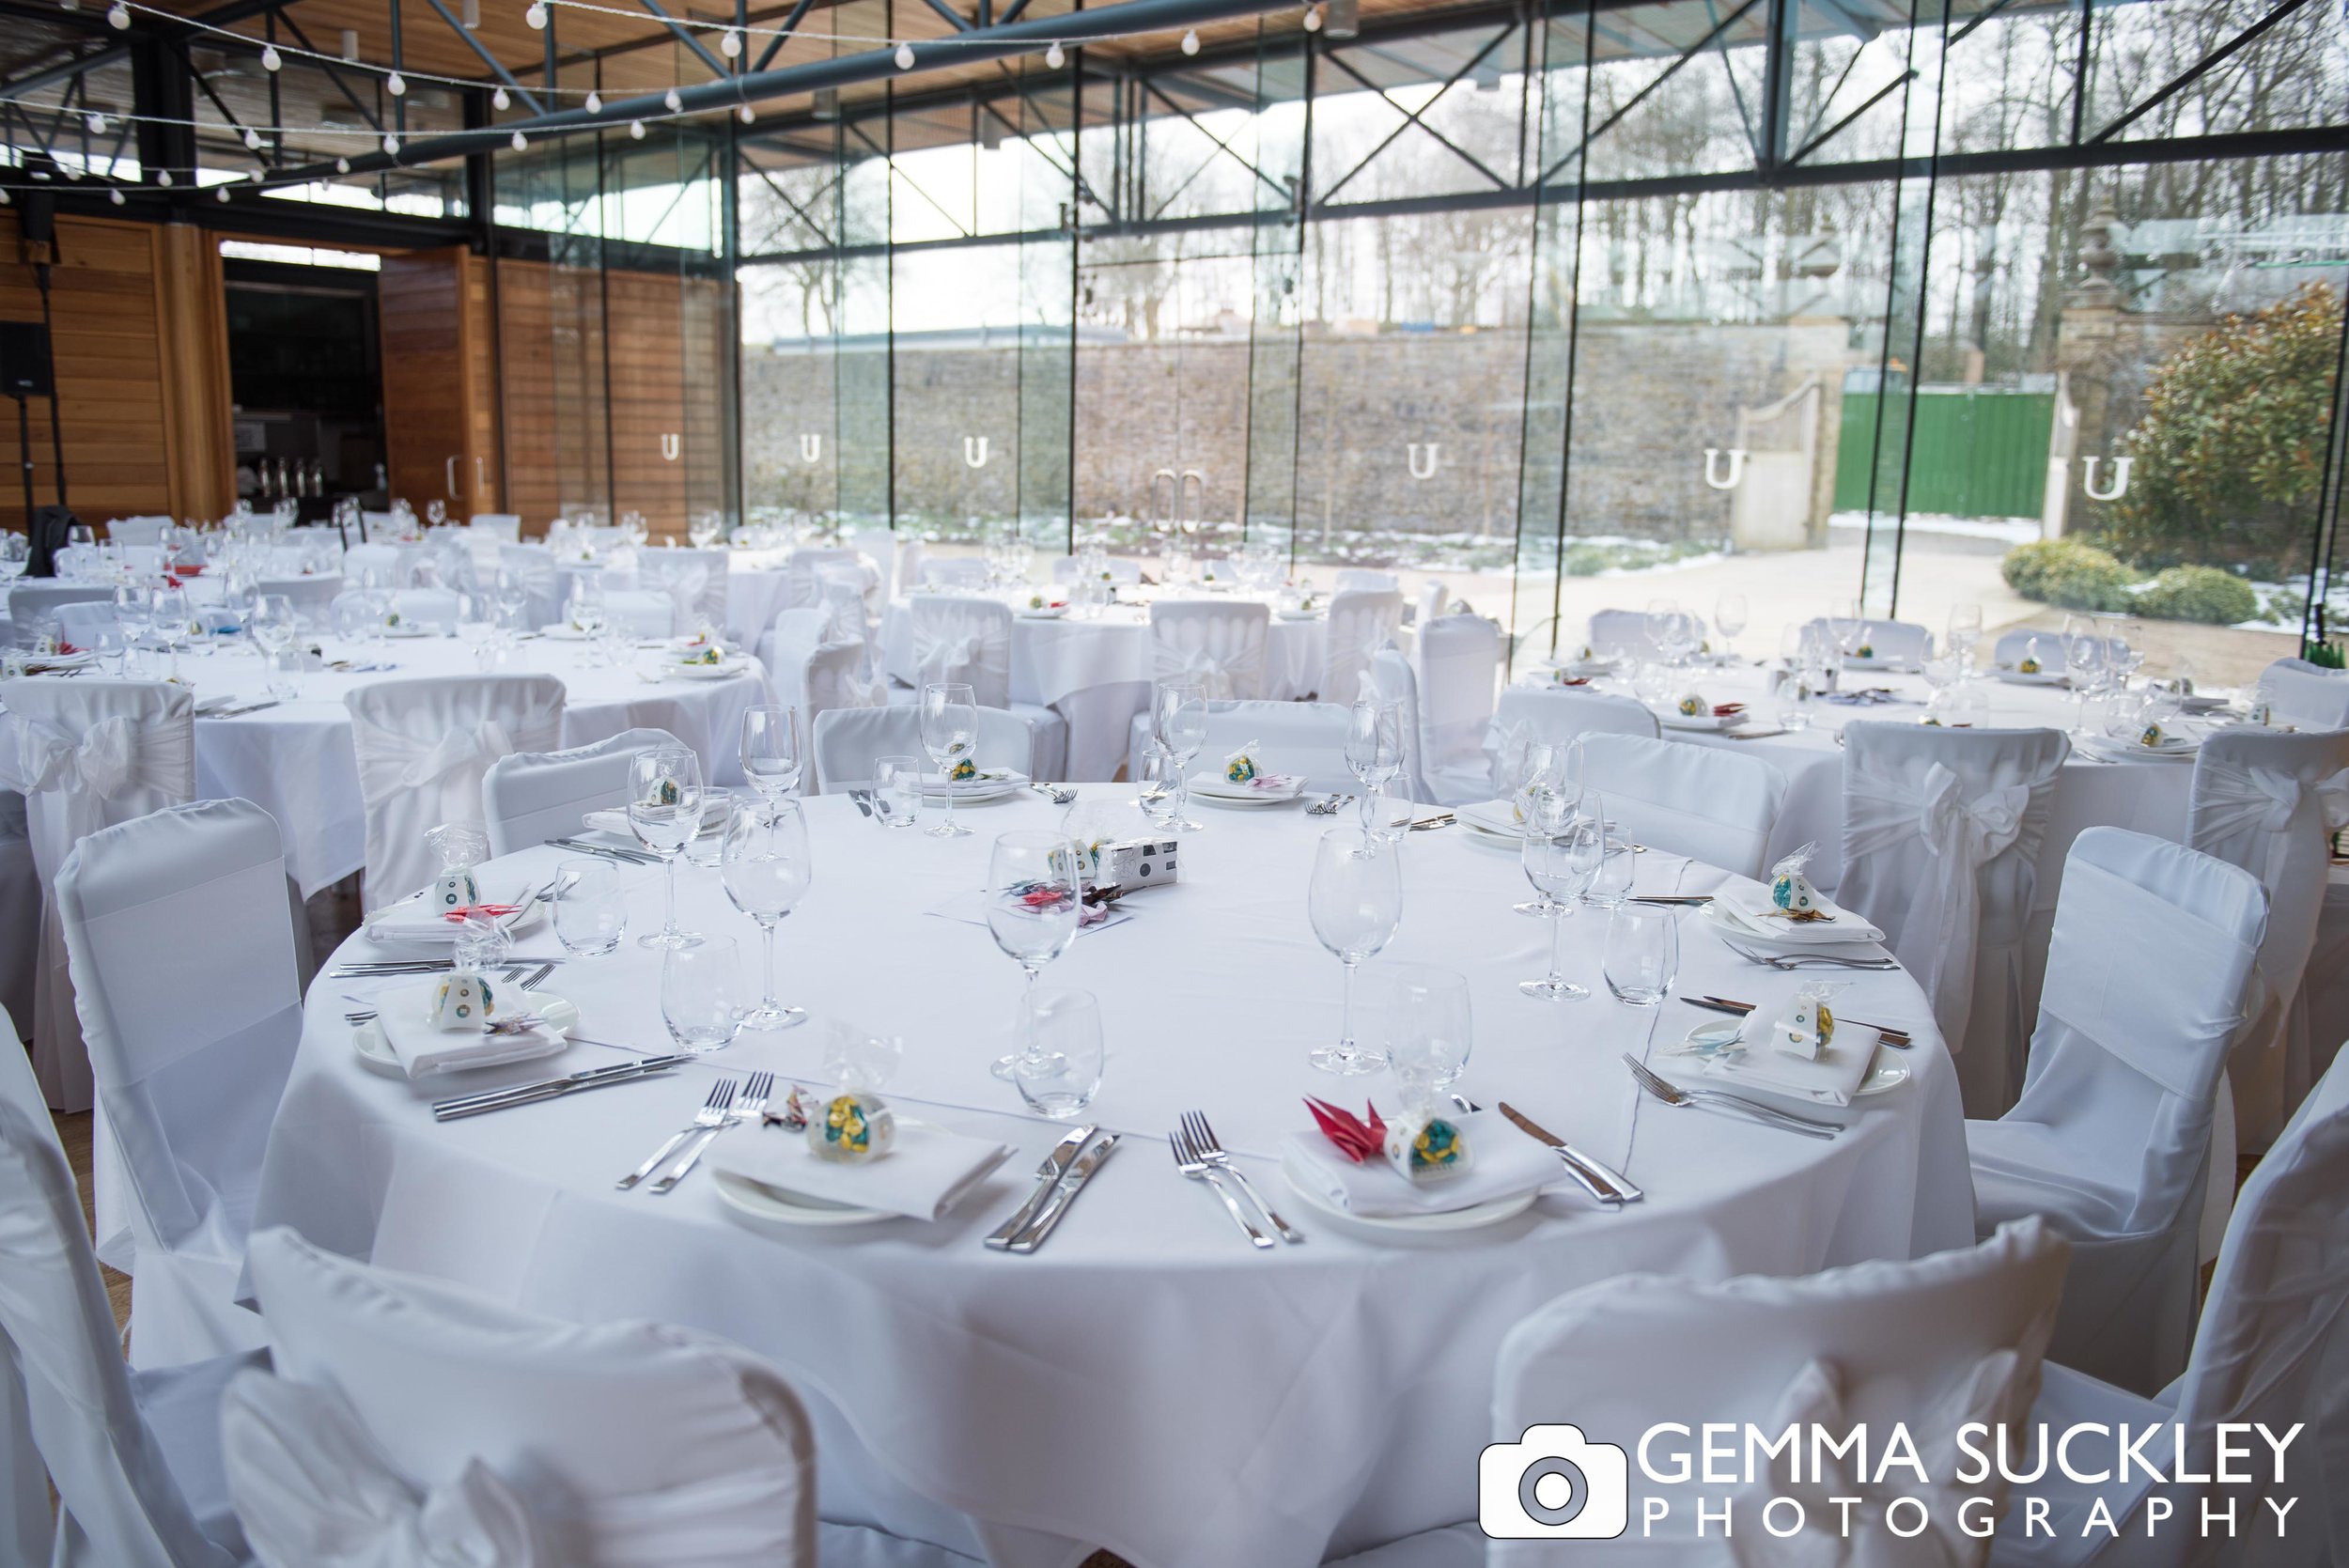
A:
0,321,52,399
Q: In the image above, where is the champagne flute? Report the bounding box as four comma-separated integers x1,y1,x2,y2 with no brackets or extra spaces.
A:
1307,826,1402,1075
628,746,705,950
738,706,803,820
985,831,1084,1079
721,799,813,1030
1152,681,1208,831
919,681,979,839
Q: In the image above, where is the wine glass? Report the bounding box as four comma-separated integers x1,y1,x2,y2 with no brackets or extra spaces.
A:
1712,594,1748,661
1509,739,1580,915
919,681,979,839
738,706,803,820
1151,681,1209,831
1656,610,1703,668
1307,826,1403,1075
628,746,705,950
1946,603,1983,676
250,593,296,668
985,831,1084,1079
150,584,190,681
426,500,447,529
721,799,813,1031
1642,597,1678,661
1344,698,1405,832
1520,812,1597,1001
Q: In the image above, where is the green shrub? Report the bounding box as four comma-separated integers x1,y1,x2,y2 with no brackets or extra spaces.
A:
2000,538,2134,612
2132,566,2259,625
2308,641,2346,670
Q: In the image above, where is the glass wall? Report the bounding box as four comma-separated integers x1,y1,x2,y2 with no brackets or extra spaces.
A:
735,0,2349,677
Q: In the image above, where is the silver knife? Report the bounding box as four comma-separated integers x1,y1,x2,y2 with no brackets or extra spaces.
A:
432,1056,692,1120
848,789,875,819
1498,1102,1642,1204
545,837,661,864
1005,1133,1119,1253
983,1126,1097,1250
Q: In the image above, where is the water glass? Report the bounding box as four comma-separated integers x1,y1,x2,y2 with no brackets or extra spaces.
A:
1307,826,1403,1075
552,858,628,955
874,754,923,828
1603,903,1679,1006
1010,986,1105,1118
1365,963,1472,1092
661,936,745,1052
265,648,303,702
1137,744,1182,831
681,788,734,868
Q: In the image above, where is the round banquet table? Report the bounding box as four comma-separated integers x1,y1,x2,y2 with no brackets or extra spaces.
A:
253,787,1973,1568
25,634,776,899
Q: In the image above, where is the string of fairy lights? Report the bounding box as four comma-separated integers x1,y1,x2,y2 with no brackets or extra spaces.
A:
0,0,1311,197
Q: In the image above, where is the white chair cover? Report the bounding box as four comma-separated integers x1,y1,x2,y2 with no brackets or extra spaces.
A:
467,514,522,542
1582,608,1653,660
2256,658,2349,731
846,528,898,602
1414,581,1445,628
496,544,564,630
332,588,460,634
1124,700,1357,796
1413,614,1503,805
346,675,567,911
0,1007,251,1568
55,798,298,1367
344,542,427,588
1481,685,1657,800
1495,1219,2069,1565
0,677,194,1111
1992,1046,2349,1566
813,706,1035,794
1579,732,1787,878
106,516,170,547
482,727,686,858
1968,827,2265,1397
1841,722,2069,1117
0,793,35,1042
786,548,865,610
254,574,344,630
8,582,114,645
1321,590,1404,705
239,1227,817,1568
2188,729,2349,1153
1368,647,1432,804
53,601,119,648
639,548,728,631
598,590,677,640
1804,615,1934,665
906,595,1013,706
1149,600,1269,700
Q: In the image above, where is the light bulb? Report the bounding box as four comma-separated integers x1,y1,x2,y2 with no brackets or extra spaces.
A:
156,169,172,186
1045,40,1065,67
109,187,124,205
737,102,754,123
386,70,406,95
382,132,401,154
248,168,263,179
894,41,914,69
86,112,106,132
491,85,510,109
104,1,128,26
0,190,10,205
584,90,600,112
720,26,740,56
629,119,646,139
242,127,262,148
523,0,546,26
664,87,682,112
1180,27,1200,53
1301,3,1320,28
217,186,232,201
334,158,349,173
260,43,281,70
510,129,528,149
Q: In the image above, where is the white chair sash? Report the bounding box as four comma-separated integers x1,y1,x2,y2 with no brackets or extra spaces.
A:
356,717,523,797
911,626,981,681
10,713,194,842
2192,757,2349,887
1845,760,2031,1039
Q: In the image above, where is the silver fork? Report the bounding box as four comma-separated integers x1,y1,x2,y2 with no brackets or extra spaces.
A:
1032,783,1079,805
650,1071,771,1194
1181,1110,1301,1243
1169,1130,1273,1249
1622,1053,1839,1139
1723,941,1898,971
618,1079,736,1190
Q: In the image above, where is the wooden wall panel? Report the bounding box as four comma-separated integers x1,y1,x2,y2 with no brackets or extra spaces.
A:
378,247,475,517
492,256,561,531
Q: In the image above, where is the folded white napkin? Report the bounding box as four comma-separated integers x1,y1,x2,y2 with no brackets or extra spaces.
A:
1706,881,1886,947
711,1120,1013,1221
581,800,730,838
364,881,537,945
1697,1026,1881,1108
374,983,561,1078
1190,771,1304,800
1279,1110,1561,1218
1456,800,1523,836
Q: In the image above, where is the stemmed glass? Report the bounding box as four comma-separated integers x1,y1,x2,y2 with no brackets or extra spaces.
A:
1307,826,1403,1075
1642,597,1678,661
721,800,813,1031
1520,804,1597,1001
150,584,191,681
1152,681,1208,831
1655,610,1703,668
738,706,803,821
1712,593,1748,662
919,681,979,839
628,746,705,950
985,831,1084,1079
1344,698,1405,832
1512,739,1579,915
1946,603,1983,677
250,593,296,672
2062,613,2106,733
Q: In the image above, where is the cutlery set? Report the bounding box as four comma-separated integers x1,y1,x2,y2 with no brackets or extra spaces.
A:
432,1054,694,1121
615,1072,774,1193
331,955,567,980
1306,794,1355,816
1683,994,1913,1048
1623,1053,1841,1140
198,700,282,720
1722,940,1898,971
986,1125,1121,1253
1496,1103,1642,1204
545,836,661,865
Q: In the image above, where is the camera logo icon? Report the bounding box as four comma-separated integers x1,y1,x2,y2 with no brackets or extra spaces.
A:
1479,1424,1629,1539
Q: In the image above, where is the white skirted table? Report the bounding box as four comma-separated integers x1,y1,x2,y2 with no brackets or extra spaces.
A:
254,786,1971,1568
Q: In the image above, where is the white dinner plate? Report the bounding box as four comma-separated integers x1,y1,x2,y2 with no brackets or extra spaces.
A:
917,770,1030,803
667,659,748,680
1701,896,1886,954
1276,608,1325,621
709,1119,940,1227
1992,667,2068,687
1680,1019,1909,1099
1657,711,1745,733
351,991,580,1078
365,882,551,944
1455,800,1524,839
1188,773,1307,805
382,624,439,639
1281,1157,1539,1236
1016,606,1070,620
2078,737,2200,763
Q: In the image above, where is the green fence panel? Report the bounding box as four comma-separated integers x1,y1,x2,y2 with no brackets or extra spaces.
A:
1834,388,2054,520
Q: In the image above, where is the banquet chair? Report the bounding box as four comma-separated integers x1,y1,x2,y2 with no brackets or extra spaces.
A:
1413,614,1505,805
252,574,342,631
1334,568,1400,594
599,588,680,639
467,513,522,541
847,527,899,602
1803,615,1934,666
640,546,729,631
0,676,194,1111
0,1006,258,1568
1490,1219,2069,1565
1579,732,1788,878
55,798,300,1368
1481,685,1657,800
106,515,171,547
757,606,835,680
1968,827,2265,1397
1581,608,1653,660
1988,1047,2349,1568
346,675,567,911
1414,581,1446,628
0,793,35,1041
906,596,1068,781
2256,658,2349,731
1369,647,1434,804
8,582,113,645
496,542,564,629
482,726,686,858
1123,700,1357,796
1319,589,1405,705
1050,554,1141,585
54,601,120,648
786,547,868,610
1149,600,1269,700
1840,722,2070,1119
330,587,459,634
813,704,1036,795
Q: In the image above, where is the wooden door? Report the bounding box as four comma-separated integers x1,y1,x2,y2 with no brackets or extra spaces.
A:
380,246,498,517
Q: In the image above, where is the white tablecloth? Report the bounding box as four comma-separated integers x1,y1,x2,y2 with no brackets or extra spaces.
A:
0,636,776,898
253,788,1971,1568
